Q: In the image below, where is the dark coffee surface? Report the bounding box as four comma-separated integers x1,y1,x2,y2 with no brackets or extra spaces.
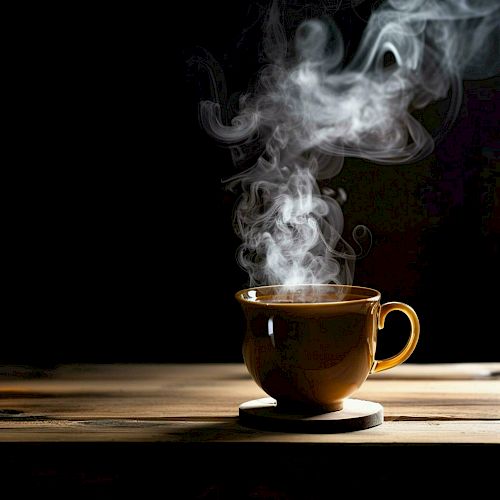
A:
255,292,368,304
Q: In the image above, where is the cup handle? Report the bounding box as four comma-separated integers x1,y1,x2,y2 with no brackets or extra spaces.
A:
371,302,420,374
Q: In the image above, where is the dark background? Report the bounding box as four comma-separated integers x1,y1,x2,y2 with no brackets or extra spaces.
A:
4,1,499,365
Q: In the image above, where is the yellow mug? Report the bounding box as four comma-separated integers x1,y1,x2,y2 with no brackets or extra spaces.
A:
236,284,419,411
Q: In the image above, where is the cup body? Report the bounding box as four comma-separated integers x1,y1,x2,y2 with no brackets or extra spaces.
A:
236,284,381,411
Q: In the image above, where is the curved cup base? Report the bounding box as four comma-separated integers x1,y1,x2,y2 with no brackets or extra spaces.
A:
277,400,344,413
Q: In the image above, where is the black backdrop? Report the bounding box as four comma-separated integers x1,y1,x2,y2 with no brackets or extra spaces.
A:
4,1,499,365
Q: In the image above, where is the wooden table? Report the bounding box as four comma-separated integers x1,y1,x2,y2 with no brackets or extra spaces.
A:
1,363,499,497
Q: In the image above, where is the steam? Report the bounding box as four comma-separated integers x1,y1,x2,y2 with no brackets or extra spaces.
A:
200,0,499,287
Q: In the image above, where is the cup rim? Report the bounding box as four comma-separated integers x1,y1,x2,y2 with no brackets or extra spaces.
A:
235,284,381,307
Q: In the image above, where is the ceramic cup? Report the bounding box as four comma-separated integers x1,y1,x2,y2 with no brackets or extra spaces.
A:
236,284,419,411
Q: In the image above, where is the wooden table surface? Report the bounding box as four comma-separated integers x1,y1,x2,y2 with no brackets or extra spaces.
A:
1,363,499,496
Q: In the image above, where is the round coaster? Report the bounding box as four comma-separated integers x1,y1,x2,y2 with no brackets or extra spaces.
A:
239,397,383,433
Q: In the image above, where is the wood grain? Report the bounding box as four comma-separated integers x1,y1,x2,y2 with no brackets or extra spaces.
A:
0,363,499,444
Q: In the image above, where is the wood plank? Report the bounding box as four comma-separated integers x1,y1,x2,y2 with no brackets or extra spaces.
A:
1,364,498,420
0,419,498,444
1,363,499,445
0,383,498,420
2,362,499,382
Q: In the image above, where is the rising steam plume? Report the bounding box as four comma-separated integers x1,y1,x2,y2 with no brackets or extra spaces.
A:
200,0,499,288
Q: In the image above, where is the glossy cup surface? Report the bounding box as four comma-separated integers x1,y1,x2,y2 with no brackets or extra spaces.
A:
236,284,384,411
